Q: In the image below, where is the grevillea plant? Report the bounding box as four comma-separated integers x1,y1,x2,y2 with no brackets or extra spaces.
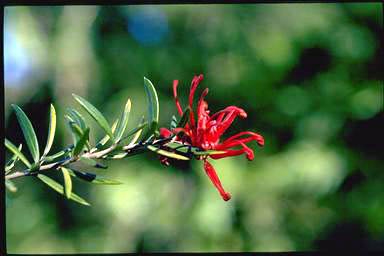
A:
5,75,264,205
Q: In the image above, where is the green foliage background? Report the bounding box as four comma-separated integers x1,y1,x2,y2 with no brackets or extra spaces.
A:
4,4,383,252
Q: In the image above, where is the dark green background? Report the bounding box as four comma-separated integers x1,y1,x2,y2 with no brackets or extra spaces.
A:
4,4,383,252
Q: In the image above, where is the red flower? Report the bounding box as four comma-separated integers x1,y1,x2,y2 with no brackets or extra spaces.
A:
160,74,264,201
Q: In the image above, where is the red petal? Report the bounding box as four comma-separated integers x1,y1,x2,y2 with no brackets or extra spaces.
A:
238,141,254,160
203,160,231,201
209,106,247,122
210,141,254,160
214,108,247,139
173,80,183,116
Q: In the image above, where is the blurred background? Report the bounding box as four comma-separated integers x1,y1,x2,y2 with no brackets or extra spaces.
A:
4,3,383,252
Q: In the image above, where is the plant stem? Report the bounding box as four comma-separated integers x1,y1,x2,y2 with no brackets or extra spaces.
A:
5,141,145,181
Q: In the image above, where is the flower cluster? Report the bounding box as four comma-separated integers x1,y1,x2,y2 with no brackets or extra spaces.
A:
160,74,264,201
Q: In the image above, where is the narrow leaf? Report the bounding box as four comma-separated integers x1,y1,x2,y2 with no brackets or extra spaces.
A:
5,138,31,168
126,117,147,146
43,145,74,162
164,141,191,153
163,142,226,156
12,104,40,163
192,149,227,156
67,121,91,151
6,144,22,174
142,77,159,141
37,174,90,206
42,104,56,158
68,119,84,138
147,145,189,160
79,156,107,169
65,116,81,145
91,119,119,153
67,168,123,185
72,94,114,139
60,167,72,199
114,99,131,143
73,128,90,156
104,152,127,159
67,108,87,131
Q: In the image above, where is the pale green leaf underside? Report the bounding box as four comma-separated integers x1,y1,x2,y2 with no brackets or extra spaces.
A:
60,167,72,199
43,104,57,157
147,145,189,160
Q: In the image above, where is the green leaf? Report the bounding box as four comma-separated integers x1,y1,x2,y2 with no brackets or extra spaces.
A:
5,138,31,168
192,149,227,156
125,117,147,146
69,122,83,140
5,179,17,192
73,128,90,156
164,141,191,154
67,108,87,131
37,174,90,206
66,110,92,150
60,167,72,199
12,104,40,163
142,77,159,141
147,145,189,161
43,151,65,162
79,156,107,169
43,145,74,162
92,119,119,153
104,152,127,159
114,99,131,143
163,141,226,156
66,168,123,185
6,144,22,174
42,104,56,158
65,115,81,145
72,94,114,139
